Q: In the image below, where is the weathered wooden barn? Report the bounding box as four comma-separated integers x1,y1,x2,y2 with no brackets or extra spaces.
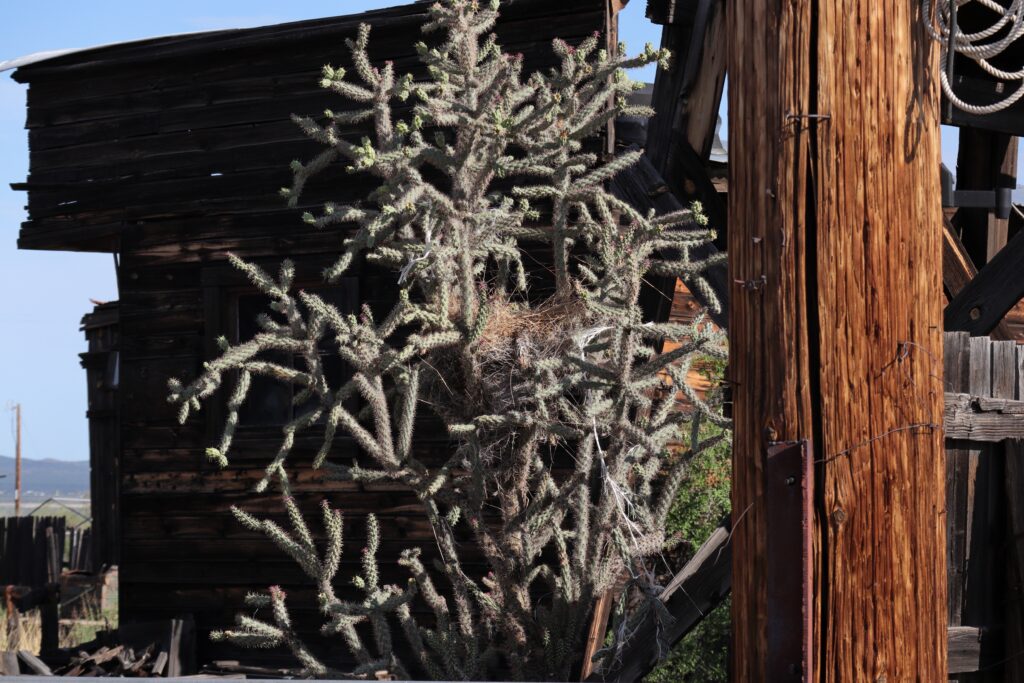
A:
10,0,1024,678
8,0,715,671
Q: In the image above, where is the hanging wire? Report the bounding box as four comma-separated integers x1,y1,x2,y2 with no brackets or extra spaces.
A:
924,0,1024,114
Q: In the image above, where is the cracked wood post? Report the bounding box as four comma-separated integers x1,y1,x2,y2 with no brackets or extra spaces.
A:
728,1,947,681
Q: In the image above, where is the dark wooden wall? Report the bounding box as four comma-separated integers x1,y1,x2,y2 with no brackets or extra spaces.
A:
943,332,1024,680
15,0,612,668
80,302,120,573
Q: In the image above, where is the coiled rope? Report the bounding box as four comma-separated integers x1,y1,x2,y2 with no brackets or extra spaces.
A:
924,0,1024,114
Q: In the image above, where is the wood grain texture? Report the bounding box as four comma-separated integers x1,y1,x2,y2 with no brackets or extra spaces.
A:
727,0,815,678
729,0,947,679
943,392,1024,441
814,1,947,677
682,1,727,161
961,339,1003,683
944,218,977,300
948,626,985,675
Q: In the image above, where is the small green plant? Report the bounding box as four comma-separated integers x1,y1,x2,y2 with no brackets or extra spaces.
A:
647,384,731,682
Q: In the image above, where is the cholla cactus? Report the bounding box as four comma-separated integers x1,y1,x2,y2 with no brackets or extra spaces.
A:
169,0,728,679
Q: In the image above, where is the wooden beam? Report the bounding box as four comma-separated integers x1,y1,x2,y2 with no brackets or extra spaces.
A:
645,0,694,26
647,0,727,160
942,217,1017,341
945,227,1024,337
578,588,614,680
682,2,727,161
944,392,1024,442
584,525,731,683
943,215,977,300
954,130,1018,266
948,625,992,675
16,650,52,676
728,0,947,679
645,0,728,247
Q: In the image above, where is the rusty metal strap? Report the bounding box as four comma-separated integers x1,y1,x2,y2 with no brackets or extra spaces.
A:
765,440,814,681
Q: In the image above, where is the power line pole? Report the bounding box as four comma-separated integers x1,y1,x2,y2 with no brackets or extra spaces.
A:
727,1,948,680
14,404,21,517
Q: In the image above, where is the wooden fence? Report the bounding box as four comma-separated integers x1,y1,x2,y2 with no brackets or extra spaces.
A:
0,517,95,588
944,332,1024,680
0,516,67,587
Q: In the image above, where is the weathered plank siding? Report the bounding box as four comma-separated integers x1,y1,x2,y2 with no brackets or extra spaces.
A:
13,0,613,668
80,302,120,573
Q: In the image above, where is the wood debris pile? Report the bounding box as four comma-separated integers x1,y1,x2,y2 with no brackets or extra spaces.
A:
6,642,172,678
52,643,170,677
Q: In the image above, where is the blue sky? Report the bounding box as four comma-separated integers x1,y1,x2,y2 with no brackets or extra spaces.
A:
0,1,1009,462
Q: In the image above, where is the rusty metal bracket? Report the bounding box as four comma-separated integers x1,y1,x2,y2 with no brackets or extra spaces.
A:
765,439,814,681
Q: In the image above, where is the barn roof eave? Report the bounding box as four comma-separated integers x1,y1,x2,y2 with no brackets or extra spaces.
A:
4,2,429,83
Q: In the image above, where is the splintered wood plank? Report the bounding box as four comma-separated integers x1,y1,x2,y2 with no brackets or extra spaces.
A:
943,219,977,300
944,393,1024,442
729,0,947,679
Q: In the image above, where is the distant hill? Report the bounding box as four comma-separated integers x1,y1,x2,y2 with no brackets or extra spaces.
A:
0,455,89,498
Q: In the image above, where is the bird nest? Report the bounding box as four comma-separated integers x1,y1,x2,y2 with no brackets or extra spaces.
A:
426,295,594,454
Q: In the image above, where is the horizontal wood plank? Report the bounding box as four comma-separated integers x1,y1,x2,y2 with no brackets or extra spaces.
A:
944,392,1024,442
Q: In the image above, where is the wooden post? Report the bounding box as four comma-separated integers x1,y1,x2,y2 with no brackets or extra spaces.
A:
4,586,19,651
14,404,20,518
953,130,1018,266
728,1,947,680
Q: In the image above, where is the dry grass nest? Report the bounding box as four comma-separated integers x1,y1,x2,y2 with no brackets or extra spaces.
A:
475,295,592,360
425,295,596,443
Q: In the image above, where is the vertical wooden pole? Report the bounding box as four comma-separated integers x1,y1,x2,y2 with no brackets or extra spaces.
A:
728,1,948,680
954,130,1018,266
14,404,21,518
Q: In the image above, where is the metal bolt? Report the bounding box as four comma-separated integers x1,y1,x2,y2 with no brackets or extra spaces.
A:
785,476,796,486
